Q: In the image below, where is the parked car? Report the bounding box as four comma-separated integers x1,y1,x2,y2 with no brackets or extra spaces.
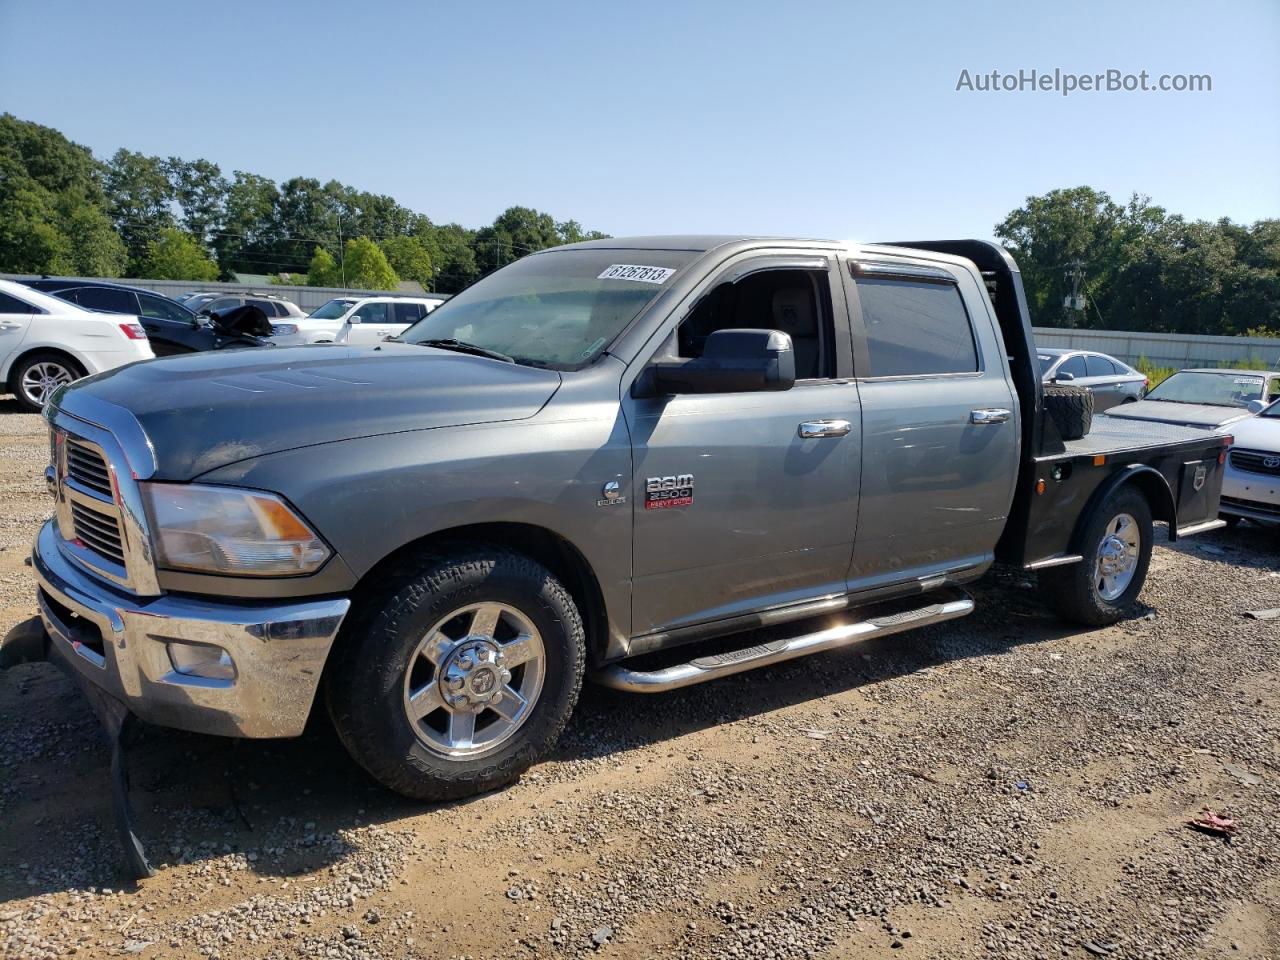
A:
1,236,1232,877
1105,368,1280,431
22,279,270,357
1037,348,1147,411
0,279,153,412
269,295,447,345
181,292,221,312
194,293,308,328
1219,400,1280,525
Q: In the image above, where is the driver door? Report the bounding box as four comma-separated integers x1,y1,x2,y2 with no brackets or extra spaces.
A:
346,301,394,344
622,255,862,638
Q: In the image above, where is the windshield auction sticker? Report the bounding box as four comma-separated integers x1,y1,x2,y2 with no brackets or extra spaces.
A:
598,264,676,284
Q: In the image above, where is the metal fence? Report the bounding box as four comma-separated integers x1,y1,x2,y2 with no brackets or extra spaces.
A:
1032,327,1280,371
1,274,438,312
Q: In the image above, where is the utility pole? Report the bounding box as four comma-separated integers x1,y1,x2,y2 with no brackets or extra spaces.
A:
1063,260,1087,326
337,213,347,288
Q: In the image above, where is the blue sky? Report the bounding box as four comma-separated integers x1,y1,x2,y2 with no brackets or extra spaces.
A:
2,0,1277,242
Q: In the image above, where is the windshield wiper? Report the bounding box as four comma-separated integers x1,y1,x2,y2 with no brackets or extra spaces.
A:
414,339,515,364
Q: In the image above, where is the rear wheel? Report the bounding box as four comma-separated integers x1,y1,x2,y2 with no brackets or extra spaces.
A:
1042,487,1153,626
11,352,85,413
325,547,585,801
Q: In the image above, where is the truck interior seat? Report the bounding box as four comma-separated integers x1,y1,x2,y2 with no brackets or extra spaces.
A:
768,287,820,380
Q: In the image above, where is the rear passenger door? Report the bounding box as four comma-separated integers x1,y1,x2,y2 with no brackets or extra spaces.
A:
841,258,1018,592
391,301,427,337
0,291,36,370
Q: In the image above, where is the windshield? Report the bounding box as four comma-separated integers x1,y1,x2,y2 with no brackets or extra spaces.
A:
1037,354,1058,375
309,299,357,320
1146,371,1267,408
399,249,695,369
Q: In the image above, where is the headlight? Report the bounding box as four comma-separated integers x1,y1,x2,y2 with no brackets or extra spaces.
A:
271,323,299,335
142,484,331,576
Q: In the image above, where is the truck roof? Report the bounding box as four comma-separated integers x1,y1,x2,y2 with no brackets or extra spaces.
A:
544,235,844,254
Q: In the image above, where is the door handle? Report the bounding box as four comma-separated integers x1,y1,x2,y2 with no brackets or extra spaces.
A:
970,408,1011,425
798,419,851,439
0,322,22,330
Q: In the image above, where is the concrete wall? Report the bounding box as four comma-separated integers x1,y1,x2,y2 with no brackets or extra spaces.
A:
2,274,442,312
1032,327,1280,371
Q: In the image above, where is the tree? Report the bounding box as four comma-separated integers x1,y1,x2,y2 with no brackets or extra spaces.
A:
103,149,175,272
342,236,398,290
306,246,341,287
0,114,126,276
165,157,227,245
140,228,219,281
380,235,434,286
215,171,281,276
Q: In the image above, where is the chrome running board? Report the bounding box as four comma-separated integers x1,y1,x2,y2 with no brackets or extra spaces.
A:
594,590,974,693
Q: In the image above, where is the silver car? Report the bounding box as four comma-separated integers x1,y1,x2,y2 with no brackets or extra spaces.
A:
1037,348,1147,411
1106,368,1280,431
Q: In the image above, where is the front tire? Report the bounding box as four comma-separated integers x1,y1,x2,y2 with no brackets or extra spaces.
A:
325,548,585,801
1042,487,1153,627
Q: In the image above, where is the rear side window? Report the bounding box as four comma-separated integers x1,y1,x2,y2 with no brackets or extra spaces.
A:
76,287,137,313
1085,355,1116,377
855,279,977,377
393,302,426,323
0,292,35,314
247,299,276,314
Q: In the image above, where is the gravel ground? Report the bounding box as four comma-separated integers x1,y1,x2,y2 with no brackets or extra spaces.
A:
0,402,1276,959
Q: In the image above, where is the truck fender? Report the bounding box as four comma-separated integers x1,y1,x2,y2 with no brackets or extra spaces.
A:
1070,465,1177,552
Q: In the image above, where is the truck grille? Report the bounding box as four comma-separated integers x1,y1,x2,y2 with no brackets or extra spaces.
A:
1229,449,1280,477
66,438,113,496
69,499,126,566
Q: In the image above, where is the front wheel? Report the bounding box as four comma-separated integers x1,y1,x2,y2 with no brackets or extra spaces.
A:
325,548,585,801
1042,487,1153,627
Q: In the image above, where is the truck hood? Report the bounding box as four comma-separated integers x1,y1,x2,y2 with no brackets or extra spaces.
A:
1103,399,1250,431
60,343,562,480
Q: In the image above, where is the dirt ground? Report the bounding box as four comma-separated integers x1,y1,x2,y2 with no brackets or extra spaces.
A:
0,399,1277,960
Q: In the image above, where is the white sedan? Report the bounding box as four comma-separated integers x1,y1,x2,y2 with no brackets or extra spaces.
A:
0,280,154,412
1221,402,1280,525
269,295,446,346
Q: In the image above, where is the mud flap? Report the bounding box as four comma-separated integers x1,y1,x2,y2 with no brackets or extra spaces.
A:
1,616,155,880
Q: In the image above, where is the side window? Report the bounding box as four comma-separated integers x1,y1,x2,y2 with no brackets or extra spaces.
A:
393,302,425,323
676,269,834,380
357,301,390,324
1085,355,1114,377
854,278,978,377
139,294,194,322
247,298,275,314
76,287,137,314
204,297,241,313
1058,355,1087,378
1269,379,1280,402
0,292,35,314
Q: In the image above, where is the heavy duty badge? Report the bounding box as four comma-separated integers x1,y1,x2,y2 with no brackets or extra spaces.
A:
645,474,695,510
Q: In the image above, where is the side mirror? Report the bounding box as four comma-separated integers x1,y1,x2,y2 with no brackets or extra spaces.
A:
1054,371,1075,382
1247,399,1267,414
641,329,796,396
348,314,363,324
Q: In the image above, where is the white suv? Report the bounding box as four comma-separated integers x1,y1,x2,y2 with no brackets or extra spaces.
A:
0,279,155,412
269,296,446,346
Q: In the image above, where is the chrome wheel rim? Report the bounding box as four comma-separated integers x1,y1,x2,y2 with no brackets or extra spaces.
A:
20,361,74,407
1095,512,1140,601
402,602,545,758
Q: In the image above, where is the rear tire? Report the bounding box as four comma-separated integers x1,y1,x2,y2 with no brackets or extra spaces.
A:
325,547,585,801
1043,383,1094,440
1042,487,1153,627
11,352,86,413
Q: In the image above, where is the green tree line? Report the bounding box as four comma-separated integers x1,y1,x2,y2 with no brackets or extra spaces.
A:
0,114,608,293
995,186,1279,337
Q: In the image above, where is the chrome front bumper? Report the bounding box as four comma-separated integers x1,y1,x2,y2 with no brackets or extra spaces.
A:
31,519,351,738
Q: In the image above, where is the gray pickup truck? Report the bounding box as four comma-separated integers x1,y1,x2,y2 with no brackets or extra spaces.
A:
4,236,1230,872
